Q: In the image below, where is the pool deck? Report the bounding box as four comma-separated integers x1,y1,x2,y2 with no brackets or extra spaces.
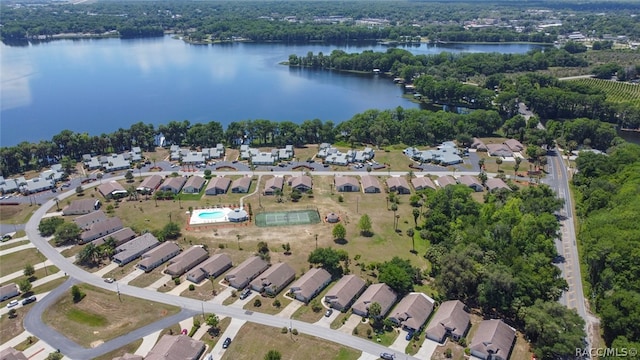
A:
189,208,234,225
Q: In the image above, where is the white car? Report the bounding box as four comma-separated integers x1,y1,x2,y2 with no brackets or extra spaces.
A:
104,278,115,283
6,300,19,308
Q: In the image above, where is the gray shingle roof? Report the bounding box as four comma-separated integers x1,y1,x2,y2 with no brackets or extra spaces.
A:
470,319,516,360
425,300,470,343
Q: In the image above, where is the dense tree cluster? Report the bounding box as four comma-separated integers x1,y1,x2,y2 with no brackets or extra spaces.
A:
573,143,640,349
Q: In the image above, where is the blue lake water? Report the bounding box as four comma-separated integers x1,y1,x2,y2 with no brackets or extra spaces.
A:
0,36,543,146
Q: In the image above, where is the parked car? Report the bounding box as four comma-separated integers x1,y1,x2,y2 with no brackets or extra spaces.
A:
61,183,71,188
22,296,37,305
405,330,414,341
104,278,115,283
222,337,232,349
325,309,333,317
6,300,19,308
1,234,12,242
239,288,251,300
380,353,395,360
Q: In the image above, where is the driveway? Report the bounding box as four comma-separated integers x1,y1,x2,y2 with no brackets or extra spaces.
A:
314,309,339,328
414,338,440,359
209,286,233,305
119,268,144,284
339,314,363,334
275,299,303,318
389,329,411,353
205,317,246,359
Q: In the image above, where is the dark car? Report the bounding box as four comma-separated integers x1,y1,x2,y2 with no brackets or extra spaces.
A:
380,353,395,360
222,337,231,349
239,288,251,300
405,330,414,341
22,296,37,305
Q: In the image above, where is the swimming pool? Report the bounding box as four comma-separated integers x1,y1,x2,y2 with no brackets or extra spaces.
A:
190,208,233,225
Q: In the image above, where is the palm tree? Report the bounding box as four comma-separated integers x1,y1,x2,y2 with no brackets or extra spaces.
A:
495,158,503,173
514,157,522,177
478,158,485,171
53,197,60,211
391,203,398,231
96,172,103,184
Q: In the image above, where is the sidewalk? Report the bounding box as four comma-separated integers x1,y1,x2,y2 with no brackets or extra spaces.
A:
167,279,193,296
275,299,303,318
93,263,119,278
0,243,35,256
23,339,58,360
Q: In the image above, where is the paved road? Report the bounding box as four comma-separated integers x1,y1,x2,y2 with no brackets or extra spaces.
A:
23,190,422,360
546,149,591,351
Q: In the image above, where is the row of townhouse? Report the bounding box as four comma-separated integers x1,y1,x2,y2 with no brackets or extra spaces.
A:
471,137,524,158
0,164,64,195
169,144,225,163
73,210,124,244
404,141,463,166
318,143,375,166
240,144,294,165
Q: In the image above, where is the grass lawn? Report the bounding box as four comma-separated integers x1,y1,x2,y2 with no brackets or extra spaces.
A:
29,276,68,294
431,340,466,360
42,283,180,348
0,203,36,225
291,280,338,323
180,278,226,301
103,261,137,281
511,331,535,360
0,248,45,276
330,311,351,330
352,321,399,347
60,244,85,259
221,322,360,360
222,292,239,306
13,335,38,351
0,306,30,344
128,267,166,288
243,293,292,315
0,265,60,288
0,240,30,251
374,148,414,171
93,339,143,360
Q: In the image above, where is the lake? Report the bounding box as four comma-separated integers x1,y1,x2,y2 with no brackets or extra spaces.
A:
0,36,543,146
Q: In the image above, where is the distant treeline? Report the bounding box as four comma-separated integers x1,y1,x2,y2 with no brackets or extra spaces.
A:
2,1,639,43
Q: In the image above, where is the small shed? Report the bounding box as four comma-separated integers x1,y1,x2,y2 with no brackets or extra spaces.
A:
326,212,339,223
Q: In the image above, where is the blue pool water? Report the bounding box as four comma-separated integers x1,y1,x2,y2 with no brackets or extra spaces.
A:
197,211,226,219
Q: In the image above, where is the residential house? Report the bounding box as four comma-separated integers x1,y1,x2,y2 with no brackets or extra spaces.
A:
97,181,128,199
74,210,107,229
352,283,397,318
388,292,435,332
487,144,513,158
137,242,181,272
183,176,205,194
145,335,205,360
290,268,332,303
225,256,269,289
264,176,284,195
486,178,511,192
361,175,381,193
91,227,136,247
231,176,252,193
334,176,360,192
182,151,206,165
0,283,19,301
386,177,411,194
411,177,437,191
0,177,20,194
252,152,277,165
159,177,187,194
0,347,27,360
250,262,295,296
324,275,366,311
136,175,163,194
425,300,470,343
112,233,159,266
186,253,233,283
437,175,457,188
205,177,231,196
324,152,351,166
102,154,131,173
354,147,375,162
240,145,258,160
406,142,463,165
83,155,101,170
165,246,209,277
112,353,142,360
470,319,516,360
62,199,100,216
458,175,484,192
504,139,524,152
79,217,123,244
290,175,313,192
471,138,488,151
20,177,54,195
209,143,225,159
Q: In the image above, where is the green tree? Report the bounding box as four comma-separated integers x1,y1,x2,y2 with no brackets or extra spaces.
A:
71,285,85,303
162,222,181,240
264,350,282,360
75,185,84,195
378,257,420,296
308,247,348,277
281,243,291,255
358,214,372,236
24,264,35,278
125,170,134,182
368,301,382,320
45,352,63,360
18,278,32,293
54,222,82,246
524,300,586,359
332,223,346,240
206,313,219,328
495,157,503,172
412,208,420,226
290,189,302,202
38,217,64,236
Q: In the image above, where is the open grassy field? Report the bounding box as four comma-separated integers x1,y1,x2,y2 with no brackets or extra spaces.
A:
0,248,45,276
128,267,167,288
42,283,180,348
221,322,360,360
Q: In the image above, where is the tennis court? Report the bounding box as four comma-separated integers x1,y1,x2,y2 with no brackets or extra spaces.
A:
255,209,321,227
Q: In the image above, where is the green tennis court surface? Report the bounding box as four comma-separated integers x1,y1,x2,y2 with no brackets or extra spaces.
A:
255,210,321,227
